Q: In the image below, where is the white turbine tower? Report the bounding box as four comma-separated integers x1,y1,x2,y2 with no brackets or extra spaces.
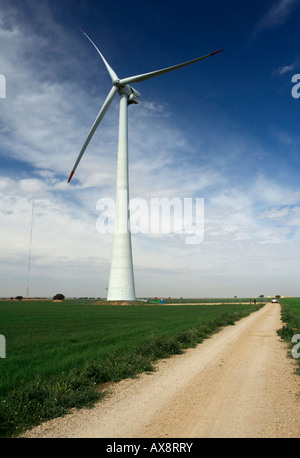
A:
68,30,223,301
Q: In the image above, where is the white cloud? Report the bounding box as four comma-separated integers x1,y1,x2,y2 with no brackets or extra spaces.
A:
273,57,300,75
260,206,290,219
255,0,300,34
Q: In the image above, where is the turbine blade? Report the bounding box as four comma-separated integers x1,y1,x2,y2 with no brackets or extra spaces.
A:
68,85,118,183
80,29,119,82
119,49,224,86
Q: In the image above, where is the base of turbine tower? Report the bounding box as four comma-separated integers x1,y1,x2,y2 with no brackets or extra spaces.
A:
106,240,136,301
107,295,136,302
107,287,136,302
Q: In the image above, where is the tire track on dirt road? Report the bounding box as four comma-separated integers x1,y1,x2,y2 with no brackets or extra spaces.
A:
23,303,300,438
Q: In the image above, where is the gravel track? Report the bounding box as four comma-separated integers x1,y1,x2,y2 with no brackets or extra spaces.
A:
22,302,300,438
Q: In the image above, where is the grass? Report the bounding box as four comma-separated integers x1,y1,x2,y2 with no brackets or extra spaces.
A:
277,298,300,385
277,298,300,342
0,299,263,437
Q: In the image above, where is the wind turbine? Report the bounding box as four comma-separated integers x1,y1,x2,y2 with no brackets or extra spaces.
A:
68,30,223,301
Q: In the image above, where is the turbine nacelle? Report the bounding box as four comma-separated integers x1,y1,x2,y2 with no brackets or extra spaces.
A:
113,78,141,104
119,85,141,105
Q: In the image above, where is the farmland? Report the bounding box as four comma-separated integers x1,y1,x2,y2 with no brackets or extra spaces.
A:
277,297,300,341
278,297,300,319
0,299,263,437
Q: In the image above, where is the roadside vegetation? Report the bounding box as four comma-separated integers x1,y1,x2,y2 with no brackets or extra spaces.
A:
277,298,300,346
0,299,263,437
277,298,300,387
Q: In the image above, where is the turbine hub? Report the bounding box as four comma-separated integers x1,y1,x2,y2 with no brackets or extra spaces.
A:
113,78,122,88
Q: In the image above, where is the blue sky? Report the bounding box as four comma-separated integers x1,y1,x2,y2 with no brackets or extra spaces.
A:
1,0,300,298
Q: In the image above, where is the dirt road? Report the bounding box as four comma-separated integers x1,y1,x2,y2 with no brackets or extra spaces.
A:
23,302,300,438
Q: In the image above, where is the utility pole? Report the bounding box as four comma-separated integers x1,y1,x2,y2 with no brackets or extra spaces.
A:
26,201,34,299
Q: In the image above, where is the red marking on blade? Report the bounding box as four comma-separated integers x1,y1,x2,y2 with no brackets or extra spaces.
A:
80,28,86,35
68,170,74,183
210,49,224,56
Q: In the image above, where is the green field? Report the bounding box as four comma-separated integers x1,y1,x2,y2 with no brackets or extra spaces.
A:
0,299,263,437
277,298,300,388
278,297,300,318
277,297,300,340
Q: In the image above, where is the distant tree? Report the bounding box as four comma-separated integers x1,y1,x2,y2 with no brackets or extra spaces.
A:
53,293,65,301
259,294,264,297
15,296,23,301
